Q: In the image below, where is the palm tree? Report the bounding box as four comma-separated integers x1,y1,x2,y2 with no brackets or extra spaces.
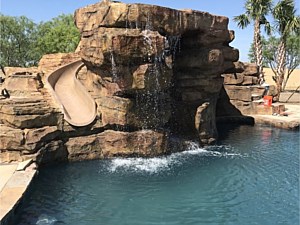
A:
272,0,300,98
233,0,272,85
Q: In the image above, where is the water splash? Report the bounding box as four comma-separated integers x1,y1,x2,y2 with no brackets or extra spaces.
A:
36,214,57,225
110,157,171,173
108,142,244,174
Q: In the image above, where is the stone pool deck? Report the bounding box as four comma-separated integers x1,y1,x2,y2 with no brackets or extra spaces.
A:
0,160,37,225
251,103,300,130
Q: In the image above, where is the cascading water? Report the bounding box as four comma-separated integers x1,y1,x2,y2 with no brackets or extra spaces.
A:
137,13,160,129
109,42,124,130
110,50,118,83
165,35,181,63
136,14,182,131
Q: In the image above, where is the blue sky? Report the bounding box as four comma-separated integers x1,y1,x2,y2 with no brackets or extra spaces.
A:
1,0,299,62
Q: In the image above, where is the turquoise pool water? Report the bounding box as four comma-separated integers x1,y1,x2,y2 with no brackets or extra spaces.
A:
15,125,299,225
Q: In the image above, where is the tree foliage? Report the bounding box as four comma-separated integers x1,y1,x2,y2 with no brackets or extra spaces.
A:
0,14,38,67
249,34,300,90
36,14,80,56
233,0,273,84
272,0,300,96
0,14,80,67
245,0,299,96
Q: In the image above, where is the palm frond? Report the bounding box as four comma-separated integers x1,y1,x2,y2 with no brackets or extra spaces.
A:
273,0,299,36
233,14,250,29
263,20,273,35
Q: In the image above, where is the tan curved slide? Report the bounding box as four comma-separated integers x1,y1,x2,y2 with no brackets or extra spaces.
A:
47,60,96,127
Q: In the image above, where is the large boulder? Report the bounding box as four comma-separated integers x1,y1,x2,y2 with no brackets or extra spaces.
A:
24,126,61,153
3,67,43,97
66,130,168,160
0,125,24,151
75,1,228,36
38,53,81,77
195,101,218,145
0,97,62,129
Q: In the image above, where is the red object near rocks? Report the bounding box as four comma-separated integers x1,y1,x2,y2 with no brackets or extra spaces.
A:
263,95,273,106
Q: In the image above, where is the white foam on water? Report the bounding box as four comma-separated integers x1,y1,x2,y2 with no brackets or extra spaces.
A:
110,157,172,173
108,142,243,174
36,214,57,225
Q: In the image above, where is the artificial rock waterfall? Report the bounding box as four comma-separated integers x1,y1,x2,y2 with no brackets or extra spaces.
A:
0,1,239,163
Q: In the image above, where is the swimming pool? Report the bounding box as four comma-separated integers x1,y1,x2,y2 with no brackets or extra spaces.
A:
15,125,299,225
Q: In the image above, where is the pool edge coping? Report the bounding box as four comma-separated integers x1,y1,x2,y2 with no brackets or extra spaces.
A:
0,162,37,225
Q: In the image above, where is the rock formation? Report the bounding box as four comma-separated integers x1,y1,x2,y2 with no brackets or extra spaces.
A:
0,1,239,163
217,62,278,118
74,0,238,144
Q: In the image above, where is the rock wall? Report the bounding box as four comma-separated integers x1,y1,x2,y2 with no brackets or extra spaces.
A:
74,0,238,145
0,0,239,163
217,62,278,118
0,66,63,163
0,53,169,163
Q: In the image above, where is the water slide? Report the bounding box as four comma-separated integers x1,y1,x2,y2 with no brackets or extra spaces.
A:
47,60,96,127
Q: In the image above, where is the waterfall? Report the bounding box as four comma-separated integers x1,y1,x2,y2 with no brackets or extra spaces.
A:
110,50,118,83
